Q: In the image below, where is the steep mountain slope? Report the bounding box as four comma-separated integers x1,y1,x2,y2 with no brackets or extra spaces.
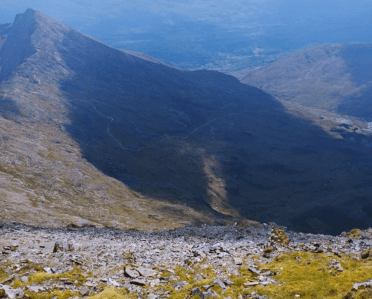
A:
239,43,372,120
1,10,372,234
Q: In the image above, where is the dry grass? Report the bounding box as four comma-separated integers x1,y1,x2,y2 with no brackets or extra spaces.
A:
157,251,372,298
252,251,372,298
29,266,86,286
0,267,8,282
88,286,132,299
24,290,80,299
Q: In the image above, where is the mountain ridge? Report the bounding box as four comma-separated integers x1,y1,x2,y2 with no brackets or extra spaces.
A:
1,10,372,234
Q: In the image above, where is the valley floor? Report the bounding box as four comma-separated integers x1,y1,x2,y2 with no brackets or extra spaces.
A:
0,223,372,299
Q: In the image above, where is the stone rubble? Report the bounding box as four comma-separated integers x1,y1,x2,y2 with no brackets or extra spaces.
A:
1,223,372,298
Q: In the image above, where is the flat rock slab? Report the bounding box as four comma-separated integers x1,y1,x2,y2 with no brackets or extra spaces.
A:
125,267,140,278
27,285,45,293
136,266,157,277
108,278,120,287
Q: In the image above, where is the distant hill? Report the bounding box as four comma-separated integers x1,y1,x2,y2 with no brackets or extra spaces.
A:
239,43,372,120
1,10,372,234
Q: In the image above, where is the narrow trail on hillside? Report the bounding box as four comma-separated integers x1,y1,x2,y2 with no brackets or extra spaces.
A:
297,59,334,82
91,104,126,149
90,103,171,152
90,102,283,152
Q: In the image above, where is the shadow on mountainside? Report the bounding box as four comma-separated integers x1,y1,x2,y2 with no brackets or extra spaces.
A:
2,10,372,234
55,29,372,235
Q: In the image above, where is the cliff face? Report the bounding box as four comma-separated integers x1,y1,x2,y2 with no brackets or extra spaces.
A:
1,10,372,234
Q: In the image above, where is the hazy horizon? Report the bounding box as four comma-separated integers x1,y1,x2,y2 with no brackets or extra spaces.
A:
1,0,372,71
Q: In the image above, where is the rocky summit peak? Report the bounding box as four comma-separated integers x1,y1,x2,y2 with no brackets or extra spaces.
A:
13,8,57,26
0,10,37,82
12,8,36,29
11,8,70,41
0,9,71,82
14,8,36,21
25,8,36,13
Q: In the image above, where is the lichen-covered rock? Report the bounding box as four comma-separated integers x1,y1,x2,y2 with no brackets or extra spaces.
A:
347,229,362,239
67,241,81,252
53,239,67,253
269,229,290,246
53,239,81,252
328,259,343,275
263,246,275,258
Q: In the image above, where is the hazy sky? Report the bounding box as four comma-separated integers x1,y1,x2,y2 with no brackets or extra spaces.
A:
1,0,371,70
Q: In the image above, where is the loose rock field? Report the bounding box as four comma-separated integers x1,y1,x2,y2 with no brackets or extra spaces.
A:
1,223,372,298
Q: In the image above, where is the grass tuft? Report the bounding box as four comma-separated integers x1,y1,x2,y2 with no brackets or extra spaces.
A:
0,267,8,282
88,286,130,299
29,266,86,286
